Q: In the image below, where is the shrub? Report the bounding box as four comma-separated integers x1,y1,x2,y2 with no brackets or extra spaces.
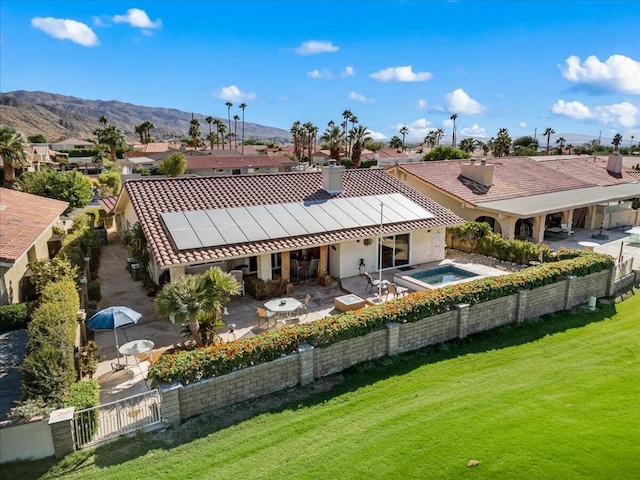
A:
148,252,614,386
245,276,287,300
21,344,76,405
0,303,28,332
88,280,101,302
65,379,99,411
8,398,56,421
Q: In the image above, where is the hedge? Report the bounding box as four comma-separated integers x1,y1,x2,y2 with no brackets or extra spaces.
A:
0,303,28,332
65,380,100,442
147,251,614,386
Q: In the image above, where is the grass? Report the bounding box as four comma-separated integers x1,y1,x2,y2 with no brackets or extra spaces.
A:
7,291,639,479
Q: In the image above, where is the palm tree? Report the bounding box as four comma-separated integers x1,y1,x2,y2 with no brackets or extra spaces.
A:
435,128,445,146
350,125,371,169
134,124,145,144
0,125,28,185
423,131,438,149
218,123,227,150
199,267,241,345
389,136,402,149
543,127,555,155
493,128,512,157
631,135,635,148
214,119,224,149
205,116,214,150
188,115,203,150
142,121,155,143
342,110,352,157
225,101,233,149
96,123,126,162
450,113,458,147
399,126,410,152
319,124,344,161
612,133,623,152
556,136,566,152
239,103,247,154
291,121,302,159
98,116,108,125
233,115,240,149
459,137,476,154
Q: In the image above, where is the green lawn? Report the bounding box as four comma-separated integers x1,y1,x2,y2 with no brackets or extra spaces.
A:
9,292,640,480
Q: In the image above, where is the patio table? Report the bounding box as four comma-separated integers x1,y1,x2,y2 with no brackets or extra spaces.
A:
264,297,302,324
118,339,155,367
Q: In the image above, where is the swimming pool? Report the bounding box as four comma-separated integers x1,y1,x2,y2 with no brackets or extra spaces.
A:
394,264,483,291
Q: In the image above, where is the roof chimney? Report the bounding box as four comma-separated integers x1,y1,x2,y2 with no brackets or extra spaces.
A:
322,160,344,195
606,152,623,174
459,159,494,187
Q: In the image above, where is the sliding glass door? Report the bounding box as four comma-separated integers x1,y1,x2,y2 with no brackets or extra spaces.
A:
378,234,410,269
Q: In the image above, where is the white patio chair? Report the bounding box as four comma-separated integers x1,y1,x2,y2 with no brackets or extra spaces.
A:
229,269,245,295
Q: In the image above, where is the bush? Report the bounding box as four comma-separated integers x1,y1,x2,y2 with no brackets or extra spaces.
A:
8,398,56,421
88,280,101,302
245,276,287,300
148,252,614,386
65,379,99,410
21,344,76,405
0,303,28,332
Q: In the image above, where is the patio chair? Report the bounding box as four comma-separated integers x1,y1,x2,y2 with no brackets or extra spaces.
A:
297,293,312,318
307,258,319,282
290,259,302,283
228,269,245,295
386,283,409,301
256,307,276,328
561,223,574,237
364,272,383,293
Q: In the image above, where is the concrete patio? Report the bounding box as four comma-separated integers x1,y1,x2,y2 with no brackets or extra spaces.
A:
94,226,638,404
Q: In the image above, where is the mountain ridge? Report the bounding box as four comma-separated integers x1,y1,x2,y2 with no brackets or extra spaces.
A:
0,90,291,143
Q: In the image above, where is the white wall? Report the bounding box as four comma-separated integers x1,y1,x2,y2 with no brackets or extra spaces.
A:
0,418,54,463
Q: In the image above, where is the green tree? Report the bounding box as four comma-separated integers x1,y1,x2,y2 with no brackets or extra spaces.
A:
233,115,240,149
399,126,410,152
612,133,623,151
493,128,512,157
205,116,214,150
239,103,247,154
188,116,203,149
364,138,381,151
14,169,93,213
513,135,539,156
159,152,186,177
225,101,233,149
0,125,28,185
450,113,458,147
199,267,242,344
349,125,371,169
543,127,555,155
459,137,476,154
422,145,471,161
320,123,344,161
389,136,402,149
96,170,122,197
94,122,126,163
28,134,48,144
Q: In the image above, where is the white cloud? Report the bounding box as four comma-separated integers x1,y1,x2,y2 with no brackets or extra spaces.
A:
446,88,485,115
416,99,428,110
213,85,257,102
307,69,332,79
519,122,528,128
368,130,388,141
560,54,640,95
551,99,638,128
391,118,434,138
370,66,433,82
460,124,487,138
294,40,338,55
341,66,355,77
113,8,161,29
31,17,98,46
551,100,592,120
349,91,374,103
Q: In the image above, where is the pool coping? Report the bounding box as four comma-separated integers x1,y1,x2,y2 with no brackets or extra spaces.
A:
393,260,508,291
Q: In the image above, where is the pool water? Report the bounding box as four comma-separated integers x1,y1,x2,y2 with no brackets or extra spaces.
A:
409,266,479,286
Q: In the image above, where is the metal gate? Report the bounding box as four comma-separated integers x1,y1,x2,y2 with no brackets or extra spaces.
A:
74,389,162,449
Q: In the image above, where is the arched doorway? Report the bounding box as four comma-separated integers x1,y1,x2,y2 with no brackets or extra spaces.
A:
476,215,502,235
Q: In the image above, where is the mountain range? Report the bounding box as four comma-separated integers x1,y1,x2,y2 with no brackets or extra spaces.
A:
0,90,291,143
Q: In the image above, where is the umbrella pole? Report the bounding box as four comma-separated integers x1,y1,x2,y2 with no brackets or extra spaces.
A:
114,328,120,365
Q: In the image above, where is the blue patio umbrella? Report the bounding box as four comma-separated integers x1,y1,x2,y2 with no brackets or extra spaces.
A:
87,306,142,363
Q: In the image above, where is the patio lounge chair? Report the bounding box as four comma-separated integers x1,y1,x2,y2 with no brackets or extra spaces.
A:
364,272,388,296
561,223,574,237
229,269,245,295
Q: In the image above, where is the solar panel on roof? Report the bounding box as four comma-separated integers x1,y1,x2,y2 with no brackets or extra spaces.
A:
161,194,434,251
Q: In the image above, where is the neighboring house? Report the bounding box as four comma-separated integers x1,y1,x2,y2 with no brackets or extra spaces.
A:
50,138,95,151
388,154,640,243
129,142,172,154
362,148,419,167
107,164,462,286
185,155,297,176
0,188,68,304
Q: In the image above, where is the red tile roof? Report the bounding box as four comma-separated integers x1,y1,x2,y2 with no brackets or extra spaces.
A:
121,170,462,268
186,155,296,170
98,194,119,213
395,156,639,205
0,188,68,264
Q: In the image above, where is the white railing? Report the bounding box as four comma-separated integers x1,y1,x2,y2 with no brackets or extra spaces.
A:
74,389,162,449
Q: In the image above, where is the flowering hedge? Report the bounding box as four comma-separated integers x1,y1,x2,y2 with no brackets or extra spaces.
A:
147,251,614,386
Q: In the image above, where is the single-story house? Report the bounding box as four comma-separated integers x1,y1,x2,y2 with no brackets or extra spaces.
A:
0,188,68,304
107,164,462,285
50,138,95,151
185,155,297,176
388,154,640,243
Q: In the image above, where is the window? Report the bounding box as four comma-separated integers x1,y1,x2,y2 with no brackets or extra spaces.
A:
378,234,409,269
232,169,241,175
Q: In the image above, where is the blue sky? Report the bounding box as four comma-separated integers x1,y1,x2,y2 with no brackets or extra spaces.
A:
1,1,639,144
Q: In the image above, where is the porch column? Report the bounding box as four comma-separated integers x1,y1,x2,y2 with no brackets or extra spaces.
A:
257,253,272,281
562,210,575,230
169,265,186,282
586,205,598,230
281,251,291,283
499,216,517,239
318,245,329,278
532,215,546,243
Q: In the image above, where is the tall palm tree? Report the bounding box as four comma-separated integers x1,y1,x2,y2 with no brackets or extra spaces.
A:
556,136,566,152
493,128,512,157
188,115,203,150
450,113,458,147
612,133,623,152
0,125,28,185
320,124,344,161
142,121,155,143
543,127,555,155
399,126,410,152
134,124,145,144
95,122,126,163
459,137,475,154
239,103,247,154
225,101,233,149
214,119,224,149
342,110,352,157
98,116,108,125
205,116,214,150
350,125,371,169
389,136,402,149
291,121,302,159
199,267,241,345
233,115,240,149
218,123,227,150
